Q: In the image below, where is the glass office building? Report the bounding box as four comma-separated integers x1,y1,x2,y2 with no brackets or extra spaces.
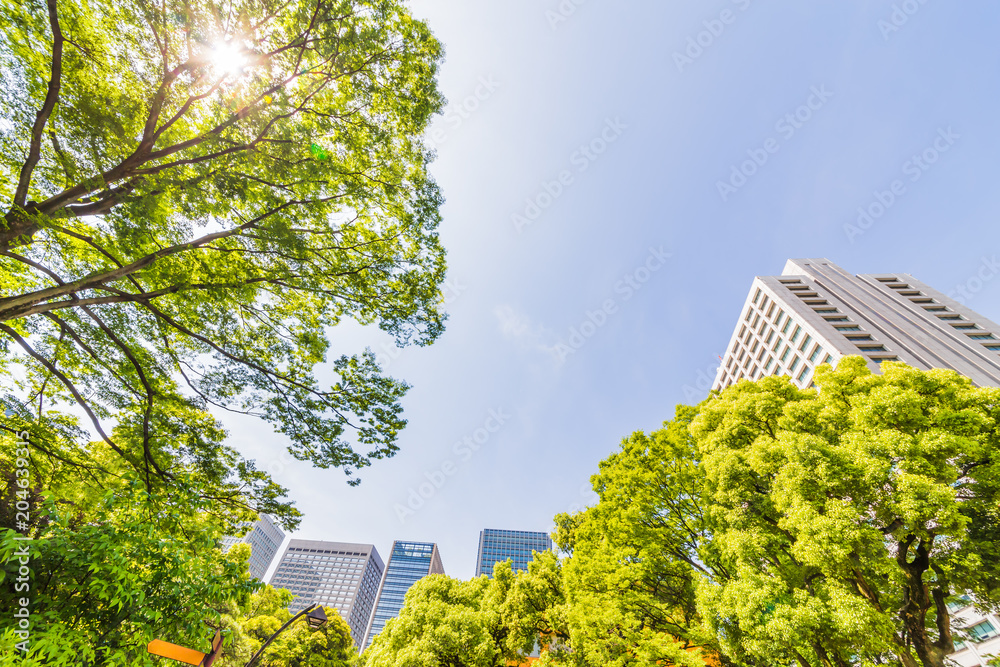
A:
475,528,553,578
361,541,444,650
268,539,384,648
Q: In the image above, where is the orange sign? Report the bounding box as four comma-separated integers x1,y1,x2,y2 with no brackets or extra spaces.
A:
147,639,207,665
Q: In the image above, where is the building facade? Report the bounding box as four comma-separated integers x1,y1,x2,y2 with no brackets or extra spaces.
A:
268,539,384,648
361,541,444,650
942,599,1000,666
714,258,1000,392
475,529,553,578
220,513,285,581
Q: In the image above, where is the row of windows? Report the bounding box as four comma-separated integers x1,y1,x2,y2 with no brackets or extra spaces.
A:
722,283,834,388
876,278,1000,352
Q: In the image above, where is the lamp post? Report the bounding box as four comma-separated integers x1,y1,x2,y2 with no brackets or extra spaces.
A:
244,603,328,667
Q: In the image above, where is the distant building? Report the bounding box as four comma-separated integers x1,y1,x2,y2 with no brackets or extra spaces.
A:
475,529,553,578
944,598,1000,666
714,258,1000,392
220,513,285,581
268,539,384,648
361,541,444,650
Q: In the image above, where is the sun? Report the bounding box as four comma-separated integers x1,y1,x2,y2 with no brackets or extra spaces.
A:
211,40,248,79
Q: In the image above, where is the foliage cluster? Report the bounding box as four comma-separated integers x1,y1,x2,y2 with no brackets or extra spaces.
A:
365,358,1000,667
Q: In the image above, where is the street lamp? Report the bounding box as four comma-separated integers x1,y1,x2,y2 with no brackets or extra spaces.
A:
305,606,328,629
244,602,329,667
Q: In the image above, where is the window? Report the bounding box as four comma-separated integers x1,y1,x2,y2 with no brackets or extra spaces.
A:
782,319,792,334
765,331,774,344
969,619,998,642
791,325,801,343
823,354,833,364
797,367,809,383
887,283,910,289
789,357,800,372
766,302,775,318
753,314,761,328
753,289,761,304
799,334,812,351
952,323,979,329
781,346,791,362
938,314,962,320
809,346,822,363
772,338,782,352
846,334,874,341
984,345,1000,351
911,298,934,304
814,308,838,313
750,340,759,354
858,345,887,352
970,334,996,340
773,308,784,322
825,316,849,322
779,278,801,284
764,358,773,371
787,285,809,291
873,356,898,364
924,306,947,311
898,290,922,297
875,277,897,282
836,325,861,331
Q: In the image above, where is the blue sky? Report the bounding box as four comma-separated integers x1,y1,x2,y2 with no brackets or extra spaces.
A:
223,1,1000,581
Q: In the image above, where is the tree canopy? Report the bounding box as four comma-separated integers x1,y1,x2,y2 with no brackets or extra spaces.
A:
550,357,1000,667
0,0,448,490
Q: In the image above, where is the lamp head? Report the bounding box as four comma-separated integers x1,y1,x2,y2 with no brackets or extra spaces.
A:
305,606,328,629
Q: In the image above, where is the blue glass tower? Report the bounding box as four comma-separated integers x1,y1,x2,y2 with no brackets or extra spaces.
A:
361,541,444,649
475,528,553,578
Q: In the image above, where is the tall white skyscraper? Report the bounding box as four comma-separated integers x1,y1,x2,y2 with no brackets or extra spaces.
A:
220,513,285,581
715,258,1000,391
268,539,384,648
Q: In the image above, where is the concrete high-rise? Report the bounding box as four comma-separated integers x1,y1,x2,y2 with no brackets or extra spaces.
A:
361,541,444,650
268,540,384,648
715,258,1000,391
220,513,285,581
475,529,552,578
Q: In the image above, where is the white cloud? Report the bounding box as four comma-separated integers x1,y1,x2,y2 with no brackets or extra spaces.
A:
493,304,562,363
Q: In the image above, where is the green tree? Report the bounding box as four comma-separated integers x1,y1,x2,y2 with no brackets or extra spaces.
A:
0,482,259,666
0,0,447,488
0,404,298,665
692,358,1000,667
550,409,729,667
362,567,532,667
214,586,354,667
